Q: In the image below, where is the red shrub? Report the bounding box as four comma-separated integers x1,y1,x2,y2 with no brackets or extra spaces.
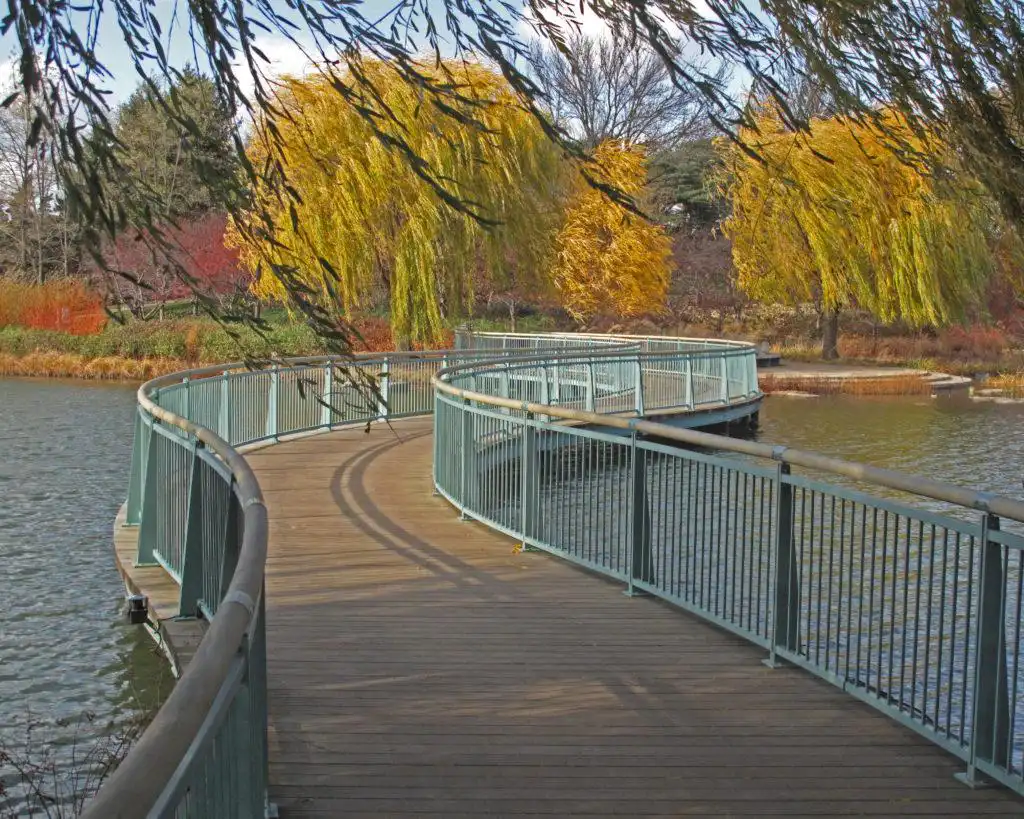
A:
0,279,106,334
97,213,250,310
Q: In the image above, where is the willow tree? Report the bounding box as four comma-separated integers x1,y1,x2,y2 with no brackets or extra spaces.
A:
231,60,567,345
719,110,1004,359
550,141,672,322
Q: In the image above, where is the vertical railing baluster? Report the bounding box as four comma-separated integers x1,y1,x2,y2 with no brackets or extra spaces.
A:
959,512,1011,785
766,462,799,666
719,353,728,404
585,360,596,412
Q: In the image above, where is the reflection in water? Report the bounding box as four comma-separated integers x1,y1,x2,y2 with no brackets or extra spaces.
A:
478,392,1024,772
0,379,173,813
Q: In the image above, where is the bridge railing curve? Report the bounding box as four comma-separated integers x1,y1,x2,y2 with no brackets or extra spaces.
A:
433,344,1024,798
90,332,732,818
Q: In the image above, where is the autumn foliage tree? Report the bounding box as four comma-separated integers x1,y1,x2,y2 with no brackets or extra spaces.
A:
102,213,249,318
719,109,1010,358
232,59,569,346
549,142,672,323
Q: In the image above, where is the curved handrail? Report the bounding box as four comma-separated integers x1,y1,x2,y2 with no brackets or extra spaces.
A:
85,389,269,817
431,343,1024,797
91,333,737,817
433,353,1024,523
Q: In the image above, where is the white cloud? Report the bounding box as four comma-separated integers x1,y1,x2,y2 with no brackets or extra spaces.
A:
233,34,318,103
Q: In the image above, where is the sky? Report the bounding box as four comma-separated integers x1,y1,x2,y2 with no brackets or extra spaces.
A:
0,0,738,112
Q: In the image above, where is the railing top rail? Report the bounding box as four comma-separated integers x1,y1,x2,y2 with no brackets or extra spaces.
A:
458,329,754,349
433,364,1024,525
87,404,268,817
94,329,756,815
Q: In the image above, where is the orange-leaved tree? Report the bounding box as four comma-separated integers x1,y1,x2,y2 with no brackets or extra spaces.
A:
549,141,672,323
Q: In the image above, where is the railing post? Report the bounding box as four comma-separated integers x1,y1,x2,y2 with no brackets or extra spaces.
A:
321,362,333,429
378,357,390,419
719,353,729,404
266,365,280,441
182,375,191,420
178,442,204,617
687,359,695,409
459,397,475,519
959,513,1011,786
219,371,231,443
502,362,512,401
136,418,160,566
540,364,550,415
766,463,799,666
126,408,147,526
551,362,561,405
586,361,596,412
521,412,538,548
627,433,654,595
634,357,645,416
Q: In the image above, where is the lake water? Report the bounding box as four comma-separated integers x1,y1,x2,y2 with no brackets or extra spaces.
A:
3,380,1024,814
0,379,172,815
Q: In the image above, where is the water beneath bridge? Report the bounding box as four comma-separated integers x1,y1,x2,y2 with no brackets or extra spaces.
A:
2,380,1024,812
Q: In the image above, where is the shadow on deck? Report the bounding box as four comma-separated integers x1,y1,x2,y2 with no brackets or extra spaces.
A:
245,417,1024,818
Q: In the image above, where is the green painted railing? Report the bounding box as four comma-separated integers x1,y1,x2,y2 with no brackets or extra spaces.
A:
433,346,1024,796
89,334,753,818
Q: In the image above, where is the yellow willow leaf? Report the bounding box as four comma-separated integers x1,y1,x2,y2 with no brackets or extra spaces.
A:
227,58,570,344
717,107,1016,327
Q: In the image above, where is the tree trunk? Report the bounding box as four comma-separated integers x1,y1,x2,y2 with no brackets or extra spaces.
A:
821,308,840,360
509,299,516,333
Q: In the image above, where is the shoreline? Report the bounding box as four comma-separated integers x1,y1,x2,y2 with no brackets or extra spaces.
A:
0,349,984,397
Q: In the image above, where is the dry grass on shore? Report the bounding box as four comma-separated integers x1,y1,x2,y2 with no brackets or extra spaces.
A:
0,352,190,381
982,372,1024,397
760,373,934,396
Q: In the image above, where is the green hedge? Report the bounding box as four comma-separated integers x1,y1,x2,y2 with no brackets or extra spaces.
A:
0,319,326,361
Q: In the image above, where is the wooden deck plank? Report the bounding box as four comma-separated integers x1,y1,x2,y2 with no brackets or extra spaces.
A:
246,418,1024,818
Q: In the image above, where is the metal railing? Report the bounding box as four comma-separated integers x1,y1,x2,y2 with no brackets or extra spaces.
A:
91,334,753,818
433,349,1024,796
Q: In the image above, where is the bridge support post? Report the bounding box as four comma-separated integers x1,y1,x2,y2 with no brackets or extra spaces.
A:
627,434,655,596
521,413,539,549
958,513,1011,787
459,398,476,519
766,463,799,667
178,442,204,617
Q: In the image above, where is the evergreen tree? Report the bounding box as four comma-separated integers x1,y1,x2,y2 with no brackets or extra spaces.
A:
112,68,239,220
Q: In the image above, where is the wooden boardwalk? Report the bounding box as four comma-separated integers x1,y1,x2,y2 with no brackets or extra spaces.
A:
246,418,1024,818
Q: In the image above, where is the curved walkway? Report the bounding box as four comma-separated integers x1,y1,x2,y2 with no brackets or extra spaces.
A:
246,418,1024,818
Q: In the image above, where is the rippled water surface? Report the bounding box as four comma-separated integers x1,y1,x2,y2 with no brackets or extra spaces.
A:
756,392,1024,497
0,378,172,814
